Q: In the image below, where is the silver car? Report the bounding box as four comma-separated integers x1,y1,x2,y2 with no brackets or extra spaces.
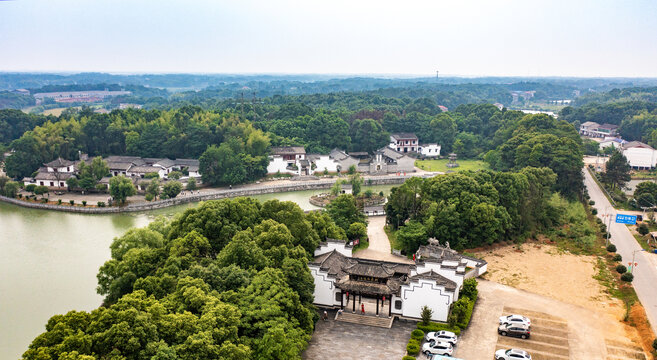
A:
495,348,532,360
425,330,458,346
499,314,531,327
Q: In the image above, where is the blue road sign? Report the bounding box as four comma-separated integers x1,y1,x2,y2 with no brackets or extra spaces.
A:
616,214,637,225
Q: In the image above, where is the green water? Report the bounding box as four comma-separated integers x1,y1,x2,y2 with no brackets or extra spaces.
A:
0,185,393,359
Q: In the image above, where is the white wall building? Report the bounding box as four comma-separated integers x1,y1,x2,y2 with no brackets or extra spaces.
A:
309,240,486,322
419,144,441,158
622,141,657,169
389,133,419,153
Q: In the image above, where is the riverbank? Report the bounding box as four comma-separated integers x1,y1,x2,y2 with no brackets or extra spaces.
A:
1,172,436,214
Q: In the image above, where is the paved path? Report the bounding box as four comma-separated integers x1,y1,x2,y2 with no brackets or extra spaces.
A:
302,309,416,360
354,216,413,264
584,168,657,334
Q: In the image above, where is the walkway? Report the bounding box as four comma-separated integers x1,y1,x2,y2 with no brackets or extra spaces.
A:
584,168,657,334
353,216,413,264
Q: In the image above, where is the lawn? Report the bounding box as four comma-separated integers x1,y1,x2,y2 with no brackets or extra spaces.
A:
415,159,490,172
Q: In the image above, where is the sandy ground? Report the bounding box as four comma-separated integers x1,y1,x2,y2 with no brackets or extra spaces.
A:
475,244,647,352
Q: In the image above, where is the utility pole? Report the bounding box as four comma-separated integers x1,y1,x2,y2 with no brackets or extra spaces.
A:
252,91,257,122
240,92,245,120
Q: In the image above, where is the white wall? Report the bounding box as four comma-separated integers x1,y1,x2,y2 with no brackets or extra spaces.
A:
314,241,352,257
313,155,339,174
413,262,464,299
420,144,441,157
399,279,454,322
46,166,74,173
623,148,657,168
267,156,298,175
309,266,341,307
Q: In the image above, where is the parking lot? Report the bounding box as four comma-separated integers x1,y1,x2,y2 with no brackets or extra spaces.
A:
454,280,647,360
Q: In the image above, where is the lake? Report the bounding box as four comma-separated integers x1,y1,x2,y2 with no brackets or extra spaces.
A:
0,185,393,360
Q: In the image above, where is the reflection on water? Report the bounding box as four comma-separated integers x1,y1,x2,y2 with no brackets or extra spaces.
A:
0,185,393,359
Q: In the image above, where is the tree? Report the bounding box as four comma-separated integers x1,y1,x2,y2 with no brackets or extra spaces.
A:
186,178,197,191
349,173,363,196
326,194,366,231
34,185,49,196
199,142,246,186
420,305,433,326
634,181,657,208
109,175,136,205
396,220,427,254
349,119,388,153
3,181,19,197
603,150,631,190
90,156,109,181
66,177,79,190
347,222,367,241
168,171,183,180
162,181,183,199
0,175,9,194
146,179,161,200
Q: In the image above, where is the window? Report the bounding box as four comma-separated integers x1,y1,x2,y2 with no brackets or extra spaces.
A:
395,300,402,310
335,293,342,302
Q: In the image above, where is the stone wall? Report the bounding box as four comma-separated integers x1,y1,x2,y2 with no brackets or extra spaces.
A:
0,174,426,214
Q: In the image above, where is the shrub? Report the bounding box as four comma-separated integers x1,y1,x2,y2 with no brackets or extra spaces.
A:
411,329,424,341
82,200,87,206
57,199,62,205
25,184,36,193
417,322,461,335
589,200,595,206
145,193,154,201
18,194,22,198
461,278,478,301
69,200,75,205
606,244,617,252
616,265,627,274
613,254,622,262
186,178,197,191
403,356,416,360
591,209,598,215
420,306,432,326
652,338,657,351
34,185,49,196
406,340,420,356
621,272,634,282
638,223,650,236
95,183,108,193
97,201,105,207
41,198,48,203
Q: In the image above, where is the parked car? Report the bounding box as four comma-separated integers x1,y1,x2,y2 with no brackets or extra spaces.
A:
425,330,458,346
421,341,453,356
499,314,531,327
495,348,532,360
498,323,530,339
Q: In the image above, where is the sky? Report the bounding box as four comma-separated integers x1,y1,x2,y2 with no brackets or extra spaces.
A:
1,0,656,77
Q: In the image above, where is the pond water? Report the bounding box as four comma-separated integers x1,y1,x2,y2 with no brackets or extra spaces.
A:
0,185,393,360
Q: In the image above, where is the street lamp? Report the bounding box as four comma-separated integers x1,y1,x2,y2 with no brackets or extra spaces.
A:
603,206,614,246
630,249,645,274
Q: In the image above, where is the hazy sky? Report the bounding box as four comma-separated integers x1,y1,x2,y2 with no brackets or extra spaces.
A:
1,0,656,77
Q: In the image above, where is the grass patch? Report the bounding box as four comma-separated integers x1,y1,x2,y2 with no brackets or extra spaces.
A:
633,233,653,252
384,225,403,251
415,159,490,172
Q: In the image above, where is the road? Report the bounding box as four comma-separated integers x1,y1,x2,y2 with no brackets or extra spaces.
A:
353,216,413,263
584,168,657,334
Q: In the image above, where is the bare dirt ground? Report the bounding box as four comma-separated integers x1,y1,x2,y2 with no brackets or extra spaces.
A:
473,244,648,358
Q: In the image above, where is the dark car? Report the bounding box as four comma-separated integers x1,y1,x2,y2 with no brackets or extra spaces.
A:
498,323,530,339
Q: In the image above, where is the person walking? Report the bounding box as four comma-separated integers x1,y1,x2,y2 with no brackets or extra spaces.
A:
361,303,365,314
322,311,328,321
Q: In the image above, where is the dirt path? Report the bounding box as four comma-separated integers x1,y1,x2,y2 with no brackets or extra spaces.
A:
354,216,413,263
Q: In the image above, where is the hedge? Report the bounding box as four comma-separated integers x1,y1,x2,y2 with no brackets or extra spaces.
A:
416,322,461,335
411,329,424,341
406,339,420,356
403,356,415,360
457,298,476,329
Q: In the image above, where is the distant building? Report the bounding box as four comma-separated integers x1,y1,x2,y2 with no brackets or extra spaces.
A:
438,105,448,112
419,144,441,158
599,137,627,149
580,122,619,138
119,103,143,110
267,146,309,176
12,89,30,95
622,141,657,169
493,103,504,111
389,133,419,153
33,90,131,104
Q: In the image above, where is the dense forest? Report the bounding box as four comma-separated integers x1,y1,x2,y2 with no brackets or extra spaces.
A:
23,198,346,359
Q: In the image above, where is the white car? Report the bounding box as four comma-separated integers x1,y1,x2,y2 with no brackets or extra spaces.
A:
425,330,458,346
421,341,453,356
495,348,532,360
499,314,531,327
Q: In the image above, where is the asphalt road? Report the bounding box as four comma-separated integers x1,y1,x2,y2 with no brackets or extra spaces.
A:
584,168,657,334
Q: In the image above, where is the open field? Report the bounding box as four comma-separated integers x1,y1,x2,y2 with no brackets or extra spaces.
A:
415,159,490,172
472,244,650,357
42,107,69,116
